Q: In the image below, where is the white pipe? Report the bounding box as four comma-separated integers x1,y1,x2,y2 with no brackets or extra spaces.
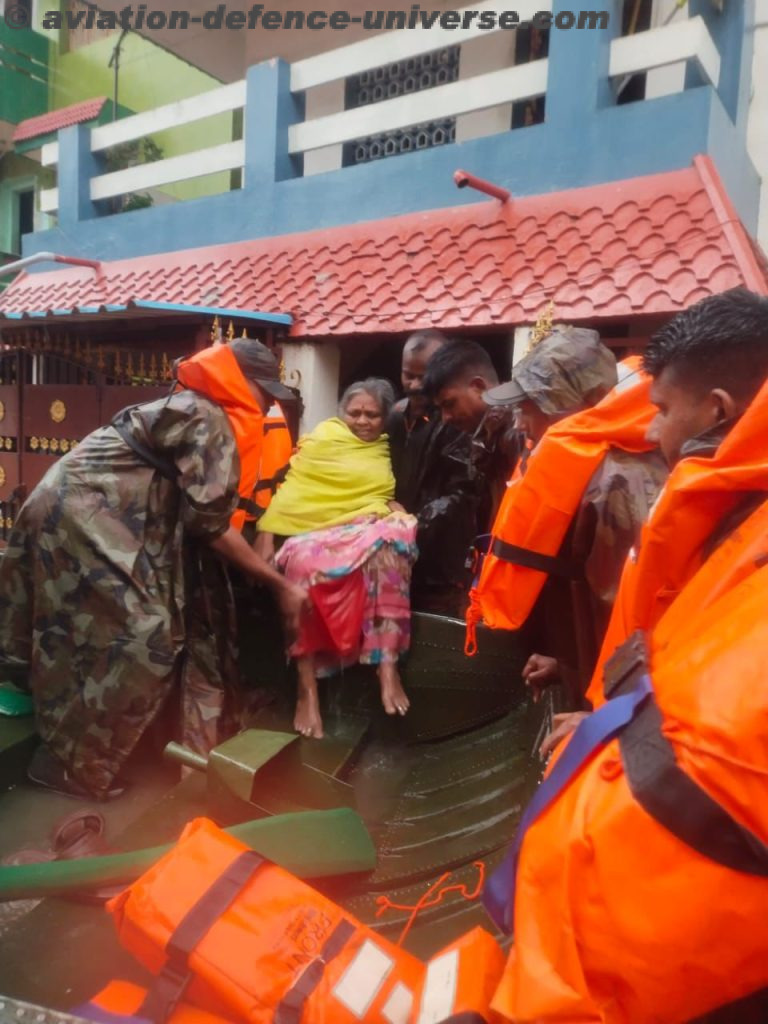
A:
0,252,102,278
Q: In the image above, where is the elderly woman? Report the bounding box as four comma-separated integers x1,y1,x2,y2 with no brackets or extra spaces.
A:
257,378,418,738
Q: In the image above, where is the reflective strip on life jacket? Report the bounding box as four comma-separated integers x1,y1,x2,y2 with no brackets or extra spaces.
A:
465,358,656,655
414,928,505,1024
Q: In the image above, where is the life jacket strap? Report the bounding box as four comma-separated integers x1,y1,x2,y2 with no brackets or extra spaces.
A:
490,536,583,579
252,465,289,493
139,850,265,1023
484,629,768,934
273,919,356,1024
482,647,653,933
467,533,583,583
238,468,289,523
72,1004,151,1024
618,686,768,878
436,1015,491,1024
236,496,263,520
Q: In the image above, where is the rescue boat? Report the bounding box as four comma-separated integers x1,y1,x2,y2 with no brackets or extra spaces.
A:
0,604,544,1011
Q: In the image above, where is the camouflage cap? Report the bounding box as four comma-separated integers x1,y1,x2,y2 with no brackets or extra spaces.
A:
484,326,618,416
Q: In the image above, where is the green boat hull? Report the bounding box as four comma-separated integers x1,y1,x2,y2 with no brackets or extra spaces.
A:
0,609,544,1006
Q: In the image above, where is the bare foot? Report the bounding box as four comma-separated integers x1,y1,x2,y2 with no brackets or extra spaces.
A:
295,656,323,738
378,662,410,716
294,689,324,738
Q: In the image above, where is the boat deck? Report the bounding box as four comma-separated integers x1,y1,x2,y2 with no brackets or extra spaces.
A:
0,612,542,1010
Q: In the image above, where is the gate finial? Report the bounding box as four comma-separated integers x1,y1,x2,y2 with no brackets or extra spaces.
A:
528,301,555,350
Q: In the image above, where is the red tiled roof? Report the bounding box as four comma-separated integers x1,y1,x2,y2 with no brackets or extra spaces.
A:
2,155,766,336
12,98,108,144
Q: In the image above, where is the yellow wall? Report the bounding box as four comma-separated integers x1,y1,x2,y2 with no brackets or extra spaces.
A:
47,20,234,201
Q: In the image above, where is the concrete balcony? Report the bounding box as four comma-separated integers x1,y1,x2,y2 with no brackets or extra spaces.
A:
20,0,762,262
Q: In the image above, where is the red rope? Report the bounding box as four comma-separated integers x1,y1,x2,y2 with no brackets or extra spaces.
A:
375,861,486,947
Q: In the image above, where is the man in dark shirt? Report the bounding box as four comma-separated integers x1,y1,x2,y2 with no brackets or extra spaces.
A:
421,338,522,532
388,330,476,616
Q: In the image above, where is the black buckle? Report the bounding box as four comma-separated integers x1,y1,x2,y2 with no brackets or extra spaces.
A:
602,630,651,699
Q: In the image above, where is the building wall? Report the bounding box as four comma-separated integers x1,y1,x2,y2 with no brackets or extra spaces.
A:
0,17,49,137
44,3,234,201
0,154,53,256
20,0,764,261
747,0,768,251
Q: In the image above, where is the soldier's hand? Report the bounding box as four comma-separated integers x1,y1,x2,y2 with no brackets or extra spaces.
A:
254,531,276,565
522,653,560,702
278,582,310,646
539,711,589,760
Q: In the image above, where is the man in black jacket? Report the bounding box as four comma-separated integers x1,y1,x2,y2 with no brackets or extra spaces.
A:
422,338,523,532
388,330,476,616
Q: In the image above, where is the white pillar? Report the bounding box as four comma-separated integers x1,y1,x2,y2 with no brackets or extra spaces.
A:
512,325,531,366
644,0,687,99
303,80,345,176
282,341,340,432
455,33,518,143
748,2,768,253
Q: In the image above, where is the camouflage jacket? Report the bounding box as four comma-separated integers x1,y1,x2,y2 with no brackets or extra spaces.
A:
0,390,242,795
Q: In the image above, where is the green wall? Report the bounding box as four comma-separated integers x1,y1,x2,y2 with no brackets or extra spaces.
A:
0,20,49,125
0,153,53,256
47,24,233,200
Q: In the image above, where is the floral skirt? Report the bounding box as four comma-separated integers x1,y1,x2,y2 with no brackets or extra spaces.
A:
275,513,418,676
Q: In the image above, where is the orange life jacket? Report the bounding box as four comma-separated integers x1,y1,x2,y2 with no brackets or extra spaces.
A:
493,380,768,1023
415,927,506,1024
465,358,656,655
252,404,293,514
107,817,424,1024
83,980,239,1024
175,346,289,533
585,371,768,707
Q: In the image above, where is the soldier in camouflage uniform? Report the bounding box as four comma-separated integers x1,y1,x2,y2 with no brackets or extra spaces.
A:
483,328,668,705
0,338,307,800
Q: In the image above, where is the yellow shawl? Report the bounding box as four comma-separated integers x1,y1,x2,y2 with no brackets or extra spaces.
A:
257,417,394,536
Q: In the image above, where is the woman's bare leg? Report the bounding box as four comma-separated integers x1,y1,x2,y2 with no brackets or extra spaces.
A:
294,655,324,738
378,660,410,716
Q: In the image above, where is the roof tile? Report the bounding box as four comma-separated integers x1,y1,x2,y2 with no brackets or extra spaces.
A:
3,158,766,336
12,97,108,144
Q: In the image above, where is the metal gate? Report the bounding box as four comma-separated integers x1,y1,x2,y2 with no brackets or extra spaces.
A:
0,342,171,539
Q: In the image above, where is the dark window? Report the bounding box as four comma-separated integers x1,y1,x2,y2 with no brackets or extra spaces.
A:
510,25,549,130
342,47,460,167
616,0,653,104
12,190,35,255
